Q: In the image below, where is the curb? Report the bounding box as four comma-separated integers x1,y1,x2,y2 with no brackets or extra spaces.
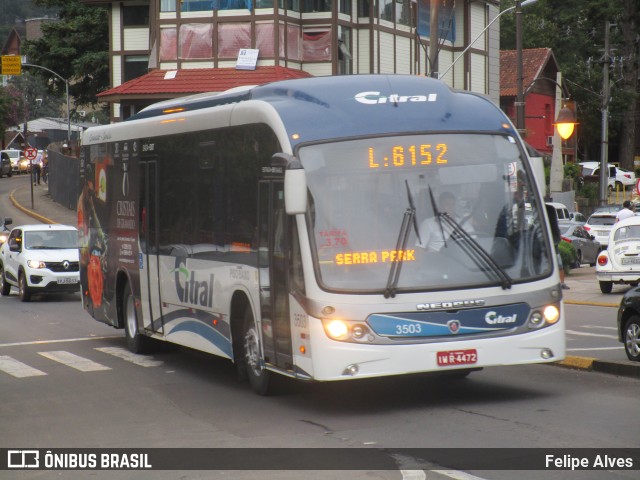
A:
564,300,619,308
552,356,640,379
9,188,57,225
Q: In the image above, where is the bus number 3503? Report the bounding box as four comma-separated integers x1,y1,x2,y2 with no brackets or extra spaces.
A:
395,323,422,335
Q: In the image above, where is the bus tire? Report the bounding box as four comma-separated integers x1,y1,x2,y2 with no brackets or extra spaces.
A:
242,307,271,395
599,281,613,294
122,282,151,354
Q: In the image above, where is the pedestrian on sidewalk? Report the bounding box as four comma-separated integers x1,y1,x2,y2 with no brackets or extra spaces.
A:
32,150,43,186
615,200,634,223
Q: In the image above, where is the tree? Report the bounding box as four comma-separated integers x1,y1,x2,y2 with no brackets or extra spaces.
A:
23,0,109,108
500,0,640,170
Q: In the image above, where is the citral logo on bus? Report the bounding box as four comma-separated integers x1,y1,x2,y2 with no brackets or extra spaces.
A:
354,91,437,105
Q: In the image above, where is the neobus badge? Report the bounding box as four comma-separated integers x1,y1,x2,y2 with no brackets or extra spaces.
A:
417,300,485,310
354,92,437,105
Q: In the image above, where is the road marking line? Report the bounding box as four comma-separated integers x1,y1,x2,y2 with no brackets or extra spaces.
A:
0,356,47,378
582,325,617,331
0,336,121,348
95,347,163,367
565,329,618,340
431,470,489,480
38,351,111,372
567,347,622,351
401,470,426,480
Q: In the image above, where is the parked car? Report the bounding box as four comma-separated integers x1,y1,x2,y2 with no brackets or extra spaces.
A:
568,211,587,225
584,211,617,250
560,224,600,267
0,151,13,177
596,216,640,293
546,202,570,222
0,149,24,175
0,224,80,301
616,288,640,361
579,161,636,191
0,218,11,245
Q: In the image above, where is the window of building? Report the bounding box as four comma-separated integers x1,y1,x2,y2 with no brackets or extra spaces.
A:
357,0,369,17
337,27,351,75
179,23,213,59
160,27,178,61
180,0,215,11
396,0,411,26
303,30,331,61
302,0,331,13
279,0,300,11
378,0,393,22
339,0,351,15
123,55,149,82
416,0,456,42
256,23,275,57
286,24,302,60
123,5,149,26
217,23,251,58
161,0,176,11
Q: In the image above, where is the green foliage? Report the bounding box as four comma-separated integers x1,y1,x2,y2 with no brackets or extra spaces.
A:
23,0,109,107
563,163,581,181
577,182,598,202
559,240,577,273
500,0,640,167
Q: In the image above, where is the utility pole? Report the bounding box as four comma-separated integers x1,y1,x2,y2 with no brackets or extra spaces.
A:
429,0,439,78
515,1,526,135
599,21,612,207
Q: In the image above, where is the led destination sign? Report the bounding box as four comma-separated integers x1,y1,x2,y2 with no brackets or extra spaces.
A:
335,249,416,265
368,143,448,169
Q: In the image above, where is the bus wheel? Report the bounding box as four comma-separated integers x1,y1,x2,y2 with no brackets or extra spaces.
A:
243,307,271,395
123,283,151,354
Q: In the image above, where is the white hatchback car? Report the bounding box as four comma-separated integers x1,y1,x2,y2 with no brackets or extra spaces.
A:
584,211,617,250
596,216,640,293
0,224,80,301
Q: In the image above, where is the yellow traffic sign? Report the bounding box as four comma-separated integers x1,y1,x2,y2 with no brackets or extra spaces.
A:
1,55,22,75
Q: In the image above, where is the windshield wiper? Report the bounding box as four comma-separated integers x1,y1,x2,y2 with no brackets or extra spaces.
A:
439,212,513,290
384,180,418,298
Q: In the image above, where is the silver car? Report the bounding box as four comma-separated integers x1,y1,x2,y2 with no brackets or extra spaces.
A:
560,224,600,267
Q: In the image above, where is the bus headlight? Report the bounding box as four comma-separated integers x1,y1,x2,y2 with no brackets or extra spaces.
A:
543,305,560,324
528,305,560,329
325,320,349,340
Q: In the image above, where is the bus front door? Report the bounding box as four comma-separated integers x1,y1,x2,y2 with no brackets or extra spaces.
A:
259,181,293,370
139,158,163,335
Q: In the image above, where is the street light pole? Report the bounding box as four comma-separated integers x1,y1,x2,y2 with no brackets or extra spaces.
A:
21,63,71,141
515,1,526,134
438,0,538,81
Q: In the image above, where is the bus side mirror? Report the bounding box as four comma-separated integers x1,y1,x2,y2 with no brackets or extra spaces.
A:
272,153,308,215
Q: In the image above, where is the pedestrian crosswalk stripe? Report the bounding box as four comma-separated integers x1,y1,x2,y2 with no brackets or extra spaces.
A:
95,347,163,367
0,355,47,378
38,351,111,372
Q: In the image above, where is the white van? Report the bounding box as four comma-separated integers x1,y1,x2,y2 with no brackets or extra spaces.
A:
546,202,571,222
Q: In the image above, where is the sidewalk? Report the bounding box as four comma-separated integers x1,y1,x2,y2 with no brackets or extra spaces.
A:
8,184,639,379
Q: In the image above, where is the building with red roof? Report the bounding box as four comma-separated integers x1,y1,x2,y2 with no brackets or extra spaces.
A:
500,47,576,163
81,0,506,122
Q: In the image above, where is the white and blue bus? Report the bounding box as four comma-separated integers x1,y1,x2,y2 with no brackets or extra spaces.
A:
79,75,564,394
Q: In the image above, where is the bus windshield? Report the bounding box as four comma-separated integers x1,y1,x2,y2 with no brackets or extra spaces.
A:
299,133,553,293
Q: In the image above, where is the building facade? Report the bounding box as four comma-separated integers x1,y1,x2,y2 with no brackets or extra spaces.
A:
82,0,502,122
